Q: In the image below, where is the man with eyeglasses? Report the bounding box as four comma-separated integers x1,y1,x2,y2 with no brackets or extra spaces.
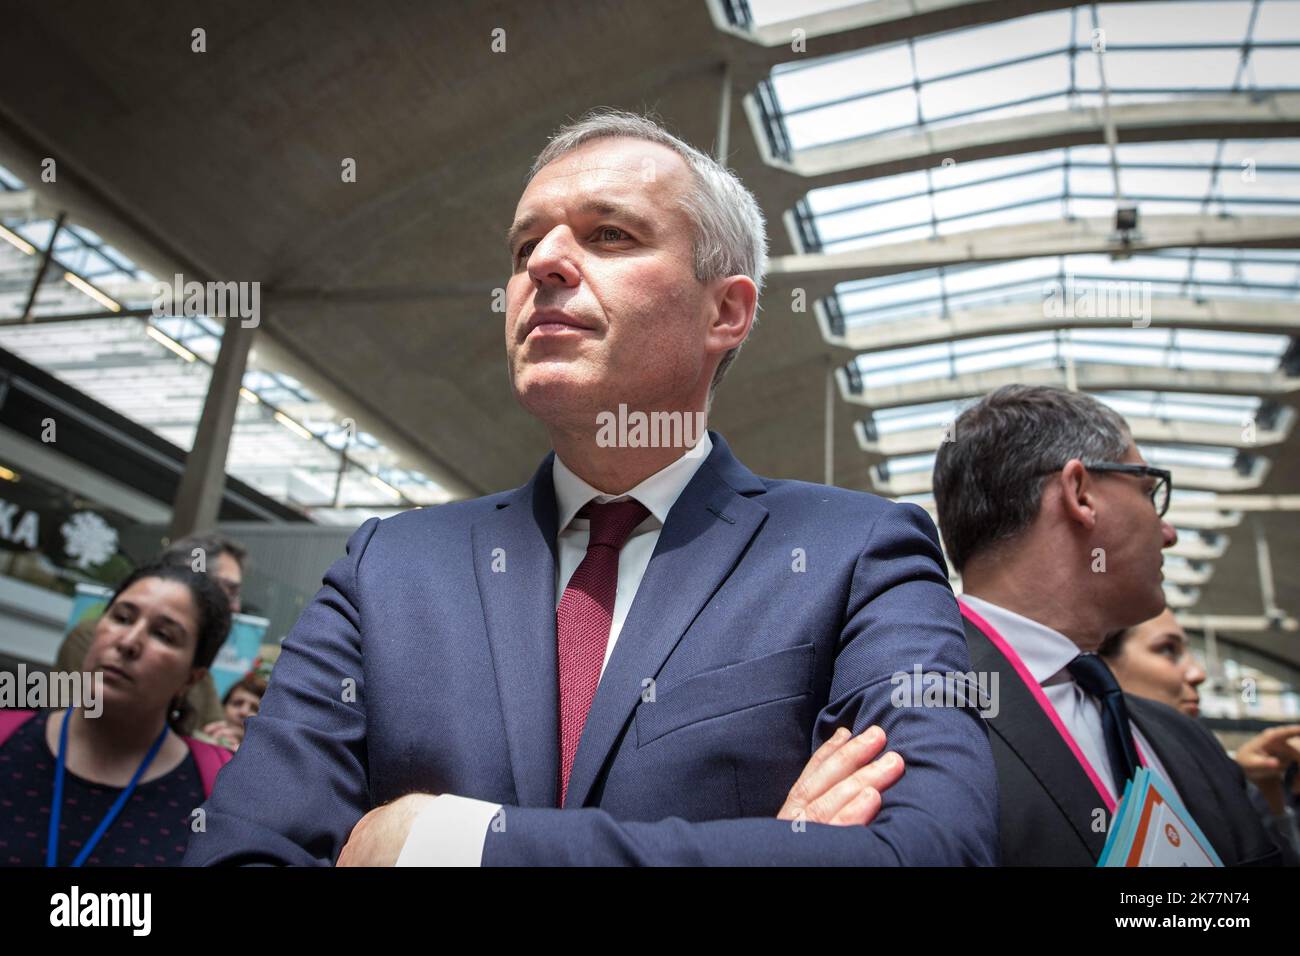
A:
932,384,1281,866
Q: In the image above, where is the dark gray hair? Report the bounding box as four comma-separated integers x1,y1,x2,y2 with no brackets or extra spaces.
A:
525,109,768,399
932,385,1132,572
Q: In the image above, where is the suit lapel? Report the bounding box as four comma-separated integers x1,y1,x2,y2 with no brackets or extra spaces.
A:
1126,696,1237,863
471,455,561,808
963,618,1110,859
562,433,768,808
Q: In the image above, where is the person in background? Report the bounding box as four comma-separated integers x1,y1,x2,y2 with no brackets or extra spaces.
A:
1100,608,1300,865
202,674,267,751
56,531,248,735
0,563,233,866
933,383,1282,865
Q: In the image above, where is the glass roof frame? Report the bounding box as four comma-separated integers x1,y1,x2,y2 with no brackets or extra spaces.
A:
0,166,451,521
754,1,1299,159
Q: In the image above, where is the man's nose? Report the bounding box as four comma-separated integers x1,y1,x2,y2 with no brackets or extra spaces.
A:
1186,658,1207,687
527,227,580,289
1160,520,1178,549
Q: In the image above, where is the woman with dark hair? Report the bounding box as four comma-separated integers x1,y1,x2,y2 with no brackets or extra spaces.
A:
0,563,234,866
1100,608,1300,866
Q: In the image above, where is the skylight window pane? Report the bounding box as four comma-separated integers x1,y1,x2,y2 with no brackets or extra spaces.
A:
920,57,1069,122
817,193,932,242
931,168,1060,219
935,201,1056,235
1099,1,1252,44
786,89,918,145
808,170,929,211
912,10,1069,79
883,452,937,475
772,45,913,113
745,0,862,25
840,274,944,312
1176,329,1290,354
1255,1,1300,40
1139,444,1241,469
937,150,1065,186
824,223,931,251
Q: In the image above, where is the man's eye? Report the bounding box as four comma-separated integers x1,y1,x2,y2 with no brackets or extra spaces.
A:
596,226,629,242
515,240,537,261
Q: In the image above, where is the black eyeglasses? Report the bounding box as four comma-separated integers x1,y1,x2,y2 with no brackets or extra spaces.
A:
1038,461,1172,517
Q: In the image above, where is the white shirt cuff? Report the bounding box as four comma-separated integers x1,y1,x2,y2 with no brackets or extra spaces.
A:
395,794,503,866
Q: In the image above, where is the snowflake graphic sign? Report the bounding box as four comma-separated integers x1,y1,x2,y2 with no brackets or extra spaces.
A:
61,511,119,570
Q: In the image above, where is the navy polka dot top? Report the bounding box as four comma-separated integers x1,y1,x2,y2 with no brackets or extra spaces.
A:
0,709,204,867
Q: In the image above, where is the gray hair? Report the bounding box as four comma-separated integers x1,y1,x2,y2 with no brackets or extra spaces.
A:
932,385,1132,572
525,109,768,399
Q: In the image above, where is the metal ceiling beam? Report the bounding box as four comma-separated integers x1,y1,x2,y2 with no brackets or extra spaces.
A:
771,214,1300,287
867,457,1270,496
753,92,1300,187
855,406,1295,456
820,295,1300,353
836,362,1299,408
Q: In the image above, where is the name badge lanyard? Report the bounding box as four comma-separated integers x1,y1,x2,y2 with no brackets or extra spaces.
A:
959,599,1147,814
46,711,169,867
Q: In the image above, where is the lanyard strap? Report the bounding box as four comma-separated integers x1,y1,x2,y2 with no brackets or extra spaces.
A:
46,710,169,868
959,599,1146,813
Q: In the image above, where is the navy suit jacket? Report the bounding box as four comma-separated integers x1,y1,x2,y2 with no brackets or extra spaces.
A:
184,432,998,865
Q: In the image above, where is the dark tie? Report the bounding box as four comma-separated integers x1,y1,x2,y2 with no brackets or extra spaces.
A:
556,498,650,808
1066,653,1142,793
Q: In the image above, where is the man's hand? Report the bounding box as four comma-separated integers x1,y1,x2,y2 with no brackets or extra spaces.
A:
777,726,904,826
336,793,441,867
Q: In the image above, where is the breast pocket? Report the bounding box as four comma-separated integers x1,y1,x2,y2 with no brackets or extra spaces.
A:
635,643,815,748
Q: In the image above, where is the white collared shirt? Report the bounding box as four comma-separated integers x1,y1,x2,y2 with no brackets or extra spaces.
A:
395,433,713,865
551,432,712,679
961,594,1182,808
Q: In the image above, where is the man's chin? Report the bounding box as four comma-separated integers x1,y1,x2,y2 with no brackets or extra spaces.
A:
513,374,606,425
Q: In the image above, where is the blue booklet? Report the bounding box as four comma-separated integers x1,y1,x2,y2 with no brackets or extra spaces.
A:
1097,768,1223,866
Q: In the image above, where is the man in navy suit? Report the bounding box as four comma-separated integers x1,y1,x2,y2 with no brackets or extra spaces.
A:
183,110,998,866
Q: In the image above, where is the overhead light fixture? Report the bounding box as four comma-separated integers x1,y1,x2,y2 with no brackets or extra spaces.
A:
0,465,19,482
369,474,401,498
146,326,196,362
0,224,35,255
239,387,261,405
63,272,122,312
274,411,314,440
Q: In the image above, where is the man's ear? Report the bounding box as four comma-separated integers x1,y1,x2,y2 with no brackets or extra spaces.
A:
1057,459,1098,531
705,275,757,356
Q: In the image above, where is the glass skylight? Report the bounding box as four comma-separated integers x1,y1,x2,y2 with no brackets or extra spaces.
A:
0,163,450,522
849,327,1291,388
801,139,1300,255
759,1,1300,155
827,249,1300,333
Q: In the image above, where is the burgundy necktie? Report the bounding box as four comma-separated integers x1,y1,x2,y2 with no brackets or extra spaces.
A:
556,498,650,807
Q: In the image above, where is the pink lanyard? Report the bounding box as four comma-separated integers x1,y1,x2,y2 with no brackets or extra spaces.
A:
959,599,1147,813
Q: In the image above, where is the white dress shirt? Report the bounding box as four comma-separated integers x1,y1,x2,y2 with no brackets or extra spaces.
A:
395,433,713,866
960,594,1182,809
